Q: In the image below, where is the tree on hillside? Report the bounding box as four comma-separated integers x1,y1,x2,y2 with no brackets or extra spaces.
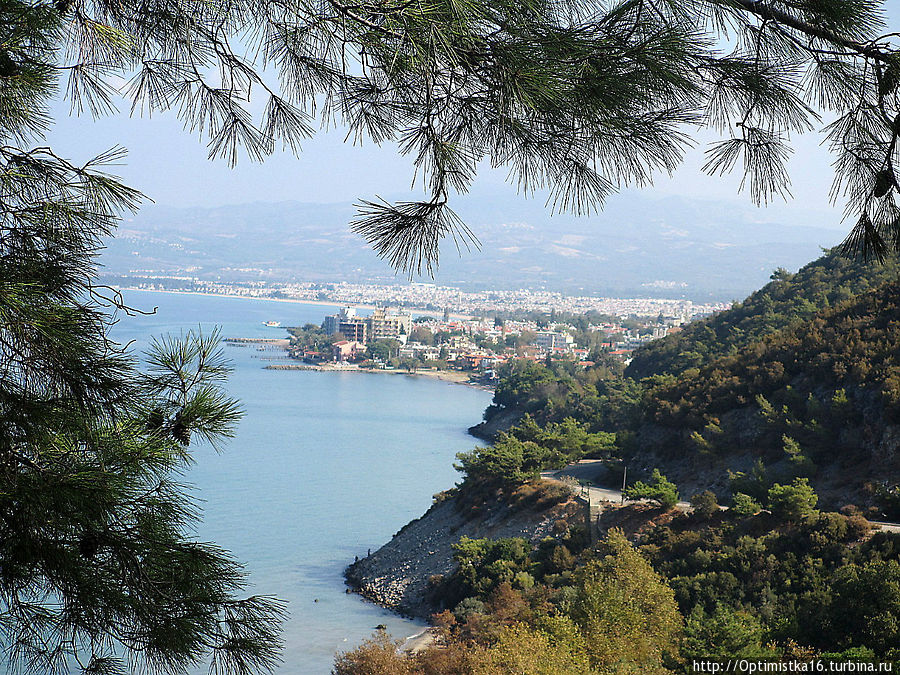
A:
690,490,720,519
624,469,680,510
568,529,682,673
826,560,900,655
768,478,819,521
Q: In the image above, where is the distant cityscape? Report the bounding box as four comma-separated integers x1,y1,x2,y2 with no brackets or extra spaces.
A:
114,276,730,319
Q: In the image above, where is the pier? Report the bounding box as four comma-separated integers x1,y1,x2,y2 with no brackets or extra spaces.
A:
224,337,290,344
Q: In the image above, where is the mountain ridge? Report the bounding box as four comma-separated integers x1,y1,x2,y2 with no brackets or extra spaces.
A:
103,193,844,301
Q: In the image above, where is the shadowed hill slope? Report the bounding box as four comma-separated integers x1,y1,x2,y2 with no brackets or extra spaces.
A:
629,281,900,507
627,252,900,380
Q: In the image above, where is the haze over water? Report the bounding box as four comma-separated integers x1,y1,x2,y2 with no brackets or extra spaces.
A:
111,290,493,674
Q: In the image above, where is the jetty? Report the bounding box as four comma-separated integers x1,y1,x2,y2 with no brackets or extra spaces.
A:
224,337,289,344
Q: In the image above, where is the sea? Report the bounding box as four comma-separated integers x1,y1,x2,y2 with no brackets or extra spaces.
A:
109,290,493,674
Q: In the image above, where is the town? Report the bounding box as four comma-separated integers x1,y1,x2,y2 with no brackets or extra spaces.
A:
114,276,729,319
287,301,713,383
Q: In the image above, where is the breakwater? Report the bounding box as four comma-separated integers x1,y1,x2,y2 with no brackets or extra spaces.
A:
224,337,290,345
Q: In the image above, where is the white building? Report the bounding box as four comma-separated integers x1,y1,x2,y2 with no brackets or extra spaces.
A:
532,330,574,351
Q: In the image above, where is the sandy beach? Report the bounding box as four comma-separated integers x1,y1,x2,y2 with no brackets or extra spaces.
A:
264,362,491,389
400,628,437,653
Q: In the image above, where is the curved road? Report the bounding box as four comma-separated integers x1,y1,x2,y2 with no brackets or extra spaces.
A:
541,461,900,534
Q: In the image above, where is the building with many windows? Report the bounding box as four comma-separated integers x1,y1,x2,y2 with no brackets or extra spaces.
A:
323,306,368,343
322,306,412,345
532,330,574,352
367,307,412,341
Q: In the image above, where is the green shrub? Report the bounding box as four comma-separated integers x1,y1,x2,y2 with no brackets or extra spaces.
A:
768,478,818,521
731,492,762,517
549,545,576,573
453,597,486,622
447,536,536,605
690,490,720,519
826,560,900,654
783,435,816,478
683,604,776,659
623,469,679,510
728,459,771,502
874,483,900,520
803,511,849,542
513,571,535,590
454,435,554,488
846,514,872,540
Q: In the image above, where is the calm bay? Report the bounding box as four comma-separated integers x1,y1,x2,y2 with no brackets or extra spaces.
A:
110,290,493,674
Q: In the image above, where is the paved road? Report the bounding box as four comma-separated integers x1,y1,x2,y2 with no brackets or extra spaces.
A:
541,461,693,510
541,461,900,534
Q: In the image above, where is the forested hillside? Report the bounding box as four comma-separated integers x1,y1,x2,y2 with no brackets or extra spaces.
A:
341,253,900,670
633,282,900,507
476,256,900,510
627,251,900,380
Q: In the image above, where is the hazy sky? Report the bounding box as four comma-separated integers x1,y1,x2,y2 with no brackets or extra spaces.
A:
46,1,900,232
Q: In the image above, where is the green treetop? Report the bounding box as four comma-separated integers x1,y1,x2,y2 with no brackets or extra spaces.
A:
624,468,680,510
768,477,820,521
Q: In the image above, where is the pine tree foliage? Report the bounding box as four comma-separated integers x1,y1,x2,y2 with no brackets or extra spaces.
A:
1,3,285,672
0,152,286,672
3,0,900,273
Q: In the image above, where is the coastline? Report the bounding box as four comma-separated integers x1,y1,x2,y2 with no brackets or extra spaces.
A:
400,628,437,654
344,490,581,619
115,287,475,320
264,363,493,390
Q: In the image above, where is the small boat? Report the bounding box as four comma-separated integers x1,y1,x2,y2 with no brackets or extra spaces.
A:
262,321,281,327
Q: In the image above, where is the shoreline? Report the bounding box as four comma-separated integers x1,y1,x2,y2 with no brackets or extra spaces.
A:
264,362,493,390
115,287,475,320
399,628,437,654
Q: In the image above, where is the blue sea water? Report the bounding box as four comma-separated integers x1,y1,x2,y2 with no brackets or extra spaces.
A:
110,290,493,674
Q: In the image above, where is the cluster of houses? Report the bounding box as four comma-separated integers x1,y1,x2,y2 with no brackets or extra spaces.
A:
290,305,686,380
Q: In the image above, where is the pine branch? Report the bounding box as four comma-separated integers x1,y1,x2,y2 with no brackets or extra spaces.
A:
721,0,893,64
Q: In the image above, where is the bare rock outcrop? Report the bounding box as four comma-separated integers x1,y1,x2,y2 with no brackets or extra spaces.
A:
468,407,524,441
345,493,579,619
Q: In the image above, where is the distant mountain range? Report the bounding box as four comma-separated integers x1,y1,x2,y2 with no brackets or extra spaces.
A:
102,191,846,301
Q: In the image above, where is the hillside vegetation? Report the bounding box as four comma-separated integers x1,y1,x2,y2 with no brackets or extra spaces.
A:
634,281,900,506
341,250,900,672
340,503,900,672
627,251,900,380
476,252,900,509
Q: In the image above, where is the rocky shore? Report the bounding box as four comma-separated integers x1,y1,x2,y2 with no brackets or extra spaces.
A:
345,492,581,619
467,407,524,441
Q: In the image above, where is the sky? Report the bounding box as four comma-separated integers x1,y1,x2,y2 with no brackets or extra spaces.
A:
44,1,900,232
